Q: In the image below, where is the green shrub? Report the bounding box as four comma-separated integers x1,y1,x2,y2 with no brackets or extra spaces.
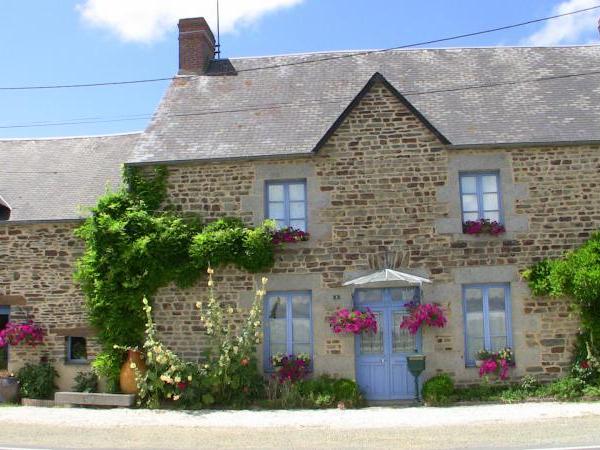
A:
519,375,540,392
73,371,99,393
17,362,58,400
537,376,585,400
422,374,455,406
296,375,363,408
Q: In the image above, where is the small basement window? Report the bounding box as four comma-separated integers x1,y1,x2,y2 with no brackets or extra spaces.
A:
66,336,88,363
0,306,9,370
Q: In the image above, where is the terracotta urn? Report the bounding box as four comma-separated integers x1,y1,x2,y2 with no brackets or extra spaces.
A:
119,349,147,394
0,376,19,403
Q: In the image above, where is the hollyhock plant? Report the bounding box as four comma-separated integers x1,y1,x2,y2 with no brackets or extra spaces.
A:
271,353,311,383
329,308,378,335
271,227,310,244
400,303,447,335
0,321,44,348
463,218,506,236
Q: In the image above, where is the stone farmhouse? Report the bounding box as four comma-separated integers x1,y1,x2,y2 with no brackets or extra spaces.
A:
2,17,600,400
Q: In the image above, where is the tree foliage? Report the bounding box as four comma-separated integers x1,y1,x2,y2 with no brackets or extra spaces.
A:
74,166,276,390
523,232,600,357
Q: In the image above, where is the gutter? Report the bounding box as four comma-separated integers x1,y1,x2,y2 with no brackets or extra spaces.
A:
0,218,84,226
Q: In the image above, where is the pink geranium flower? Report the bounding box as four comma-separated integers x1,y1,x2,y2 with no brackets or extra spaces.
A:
0,321,44,347
400,303,447,335
329,308,378,335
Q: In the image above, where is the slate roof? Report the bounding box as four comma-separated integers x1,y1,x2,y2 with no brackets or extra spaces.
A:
0,133,139,222
131,45,600,165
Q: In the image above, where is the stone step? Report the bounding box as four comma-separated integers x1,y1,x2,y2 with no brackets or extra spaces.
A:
54,392,135,408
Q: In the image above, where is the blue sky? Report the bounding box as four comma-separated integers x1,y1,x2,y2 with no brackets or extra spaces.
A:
0,0,598,138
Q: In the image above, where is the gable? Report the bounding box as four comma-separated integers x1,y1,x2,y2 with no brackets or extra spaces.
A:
312,72,450,153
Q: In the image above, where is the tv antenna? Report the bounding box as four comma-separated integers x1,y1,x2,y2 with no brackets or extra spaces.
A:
215,0,221,59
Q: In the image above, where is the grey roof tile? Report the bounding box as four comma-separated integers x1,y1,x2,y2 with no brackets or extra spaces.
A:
131,46,600,164
0,133,140,222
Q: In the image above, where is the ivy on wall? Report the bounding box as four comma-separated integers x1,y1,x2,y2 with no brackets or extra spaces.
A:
75,166,275,391
523,232,600,359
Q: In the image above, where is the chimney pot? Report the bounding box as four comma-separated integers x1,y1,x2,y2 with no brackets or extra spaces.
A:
178,17,215,75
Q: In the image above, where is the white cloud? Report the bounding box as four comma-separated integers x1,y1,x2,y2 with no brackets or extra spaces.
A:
76,0,303,43
524,0,600,46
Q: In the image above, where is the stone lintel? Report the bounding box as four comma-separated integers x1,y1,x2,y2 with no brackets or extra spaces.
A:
52,326,95,337
0,295,26,306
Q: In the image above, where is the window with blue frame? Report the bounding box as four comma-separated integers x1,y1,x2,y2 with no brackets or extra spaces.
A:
264,291,312,369
265,180,307,231
0,306,9,370
66,336,88,364
463,284,512,366
459,172,502,223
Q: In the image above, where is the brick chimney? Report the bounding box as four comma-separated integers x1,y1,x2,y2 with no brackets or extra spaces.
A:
178,17,215,75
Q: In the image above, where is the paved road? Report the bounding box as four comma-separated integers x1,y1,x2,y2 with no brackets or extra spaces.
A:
2,404,600,449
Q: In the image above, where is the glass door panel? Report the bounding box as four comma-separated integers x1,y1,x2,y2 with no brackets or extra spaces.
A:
392,311,416,353
359,311,384,354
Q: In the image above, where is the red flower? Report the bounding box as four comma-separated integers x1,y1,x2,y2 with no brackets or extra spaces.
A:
580,360,591,369
240,358,250,366
177,382,187,391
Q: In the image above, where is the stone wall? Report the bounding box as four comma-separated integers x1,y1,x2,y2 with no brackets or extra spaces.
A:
2,80,599,391
150,81,598,384
0,222,99,390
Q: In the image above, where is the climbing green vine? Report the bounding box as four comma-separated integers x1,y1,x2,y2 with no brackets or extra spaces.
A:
523,232,600,360
74,166,276,391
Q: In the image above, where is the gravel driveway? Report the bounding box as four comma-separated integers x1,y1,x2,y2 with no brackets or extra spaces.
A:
3,402,600,449
3,401,600,428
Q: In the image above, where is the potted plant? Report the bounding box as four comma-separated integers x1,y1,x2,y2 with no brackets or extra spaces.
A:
271,227,310,244
0,370,19,403
271,353,311,383
400,302,447,335
328,308,378,335
478,347,514,381
475,349,493,368
463,218,506,236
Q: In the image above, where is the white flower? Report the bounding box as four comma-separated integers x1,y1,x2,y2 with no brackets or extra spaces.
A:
174,376,181,383
187,375,193,381
130,362,137,369
227,307,234,314
208,280,214,287
261,277,268,285
173,395,180,401
207,267,214,274
196,302,202,309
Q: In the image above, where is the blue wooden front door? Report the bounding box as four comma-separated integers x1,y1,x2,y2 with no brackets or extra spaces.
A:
355,288,421,400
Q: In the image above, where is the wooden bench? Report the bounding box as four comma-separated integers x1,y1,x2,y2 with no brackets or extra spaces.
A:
54,392,135,408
